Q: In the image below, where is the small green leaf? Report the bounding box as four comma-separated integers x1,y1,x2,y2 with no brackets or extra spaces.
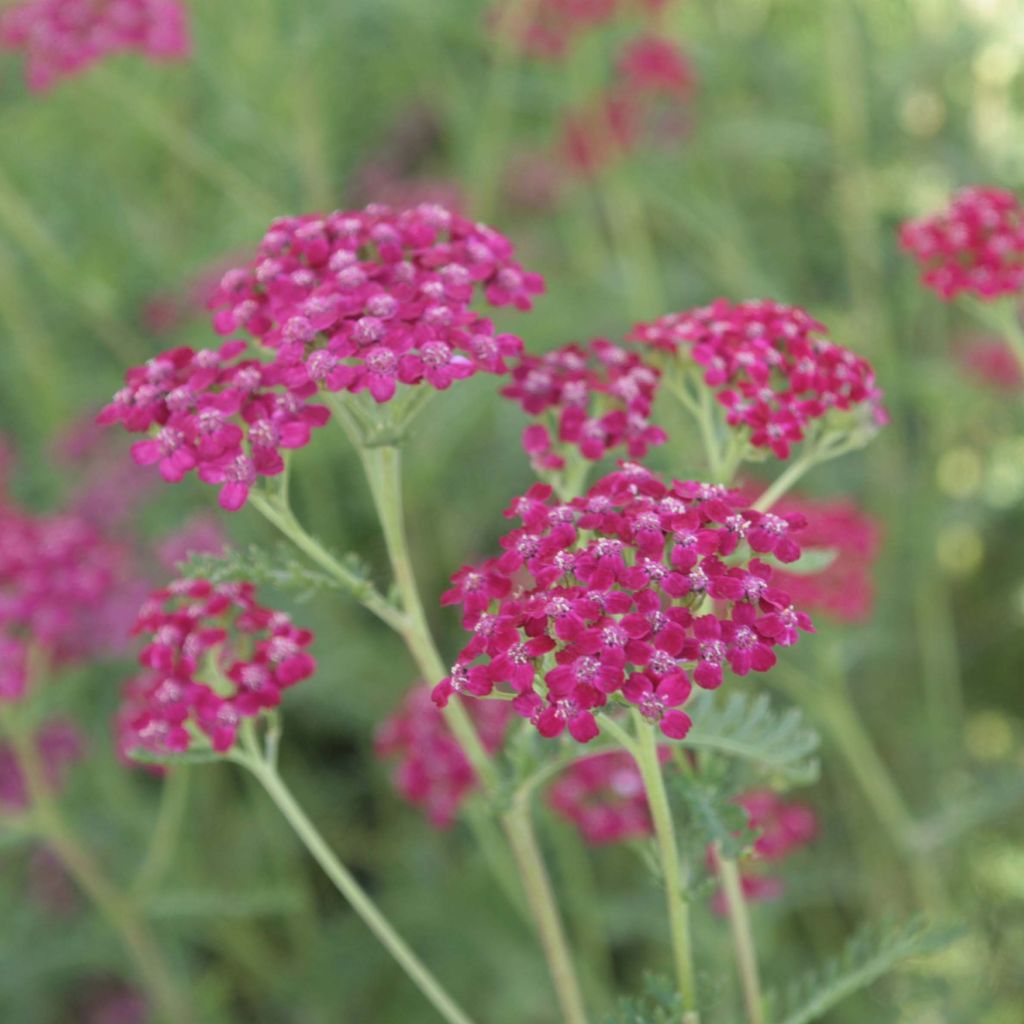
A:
685,692,821,785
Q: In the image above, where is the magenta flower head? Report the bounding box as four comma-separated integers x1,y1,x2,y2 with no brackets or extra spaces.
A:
374,683,511,829
434,463,813,744
0,503,131,700
117,579,316,759
959,335,1024,392
632,299,887,461
548,749,665,844
207,203,542,404
616,34,696,99
501,339,666,479
0,0,190,92
900,187,1024,301
103,204,542,510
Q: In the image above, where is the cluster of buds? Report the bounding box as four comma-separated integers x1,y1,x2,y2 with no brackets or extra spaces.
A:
99,341,330,511
374,684,512,828
117,580,316,758
501,339,666,474
0,0,189,91
899,187,1024,301
632,300,887,459
435,464,812,743
104,204,543,509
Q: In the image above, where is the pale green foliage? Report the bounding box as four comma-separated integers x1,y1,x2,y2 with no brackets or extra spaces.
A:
770,917,963,1024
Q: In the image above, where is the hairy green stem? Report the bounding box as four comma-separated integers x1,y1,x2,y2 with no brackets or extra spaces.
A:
603,713,699,1018
237,746,476,1024
503,799,590,1024
716,852,764,1024
4,715,190,1024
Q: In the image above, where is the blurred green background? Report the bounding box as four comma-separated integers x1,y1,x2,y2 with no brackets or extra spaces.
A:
1,0,1023,1021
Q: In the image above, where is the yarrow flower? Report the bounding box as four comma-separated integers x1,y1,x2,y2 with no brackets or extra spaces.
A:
0,0,189,92
632,299,887,459
709,789,817,912
434,463,813,743
743,490,881,623
208,203,542,403
104,204,543,509
0,719,84,812
958,335,1024,392
501,339,666,474
375,684,511,828
547,749,665,844
117,580,316,758
0,502,131,698
99,341,330,511
899,187,1024,301
616,34,695,98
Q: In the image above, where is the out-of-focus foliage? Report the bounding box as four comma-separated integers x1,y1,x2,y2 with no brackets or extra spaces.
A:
0,0,1023,1021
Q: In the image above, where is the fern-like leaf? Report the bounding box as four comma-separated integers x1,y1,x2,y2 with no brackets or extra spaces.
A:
770,917,962,1024
685,691,820,784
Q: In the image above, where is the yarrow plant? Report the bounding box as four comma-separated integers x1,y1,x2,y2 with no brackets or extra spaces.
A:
633,299,886,466
102,203,542,510
119,579,316,757
901,186,1024,385
0,0,190,91
375,684,512,828
434,463,813,743
501,339,666,489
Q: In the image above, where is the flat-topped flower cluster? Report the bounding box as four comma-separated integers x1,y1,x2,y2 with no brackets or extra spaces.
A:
900,186,1024,301
632,300,886,459
0,0,189,91
434,464,813,743
0,503,129,701
501,339,666,472
118,580,316,758
102,203,543,510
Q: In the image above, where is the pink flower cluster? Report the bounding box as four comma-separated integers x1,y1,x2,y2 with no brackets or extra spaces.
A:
709,789,818,910
0,719,83,812
632,300,887,459
748,490,881,623
99,341,331,511
547,749,663,843
899,187,1024,301
0,502,130,700
435,463,813,743
105,205,543,510
501,339,667,473
0,0,189,92
375,684,512,828
959,336,1024,392
558,35,695,176
118,580,316,759
208,203,542,403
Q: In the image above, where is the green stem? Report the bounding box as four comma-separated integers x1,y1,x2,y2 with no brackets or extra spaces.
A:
5,717,190,1024
249,489,407,634
358,443,499,796
716,852,764,1024
132,767,190,897
503,799,590,1024
751,447,819,512
238,751,476,1024
618,712,699,1019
